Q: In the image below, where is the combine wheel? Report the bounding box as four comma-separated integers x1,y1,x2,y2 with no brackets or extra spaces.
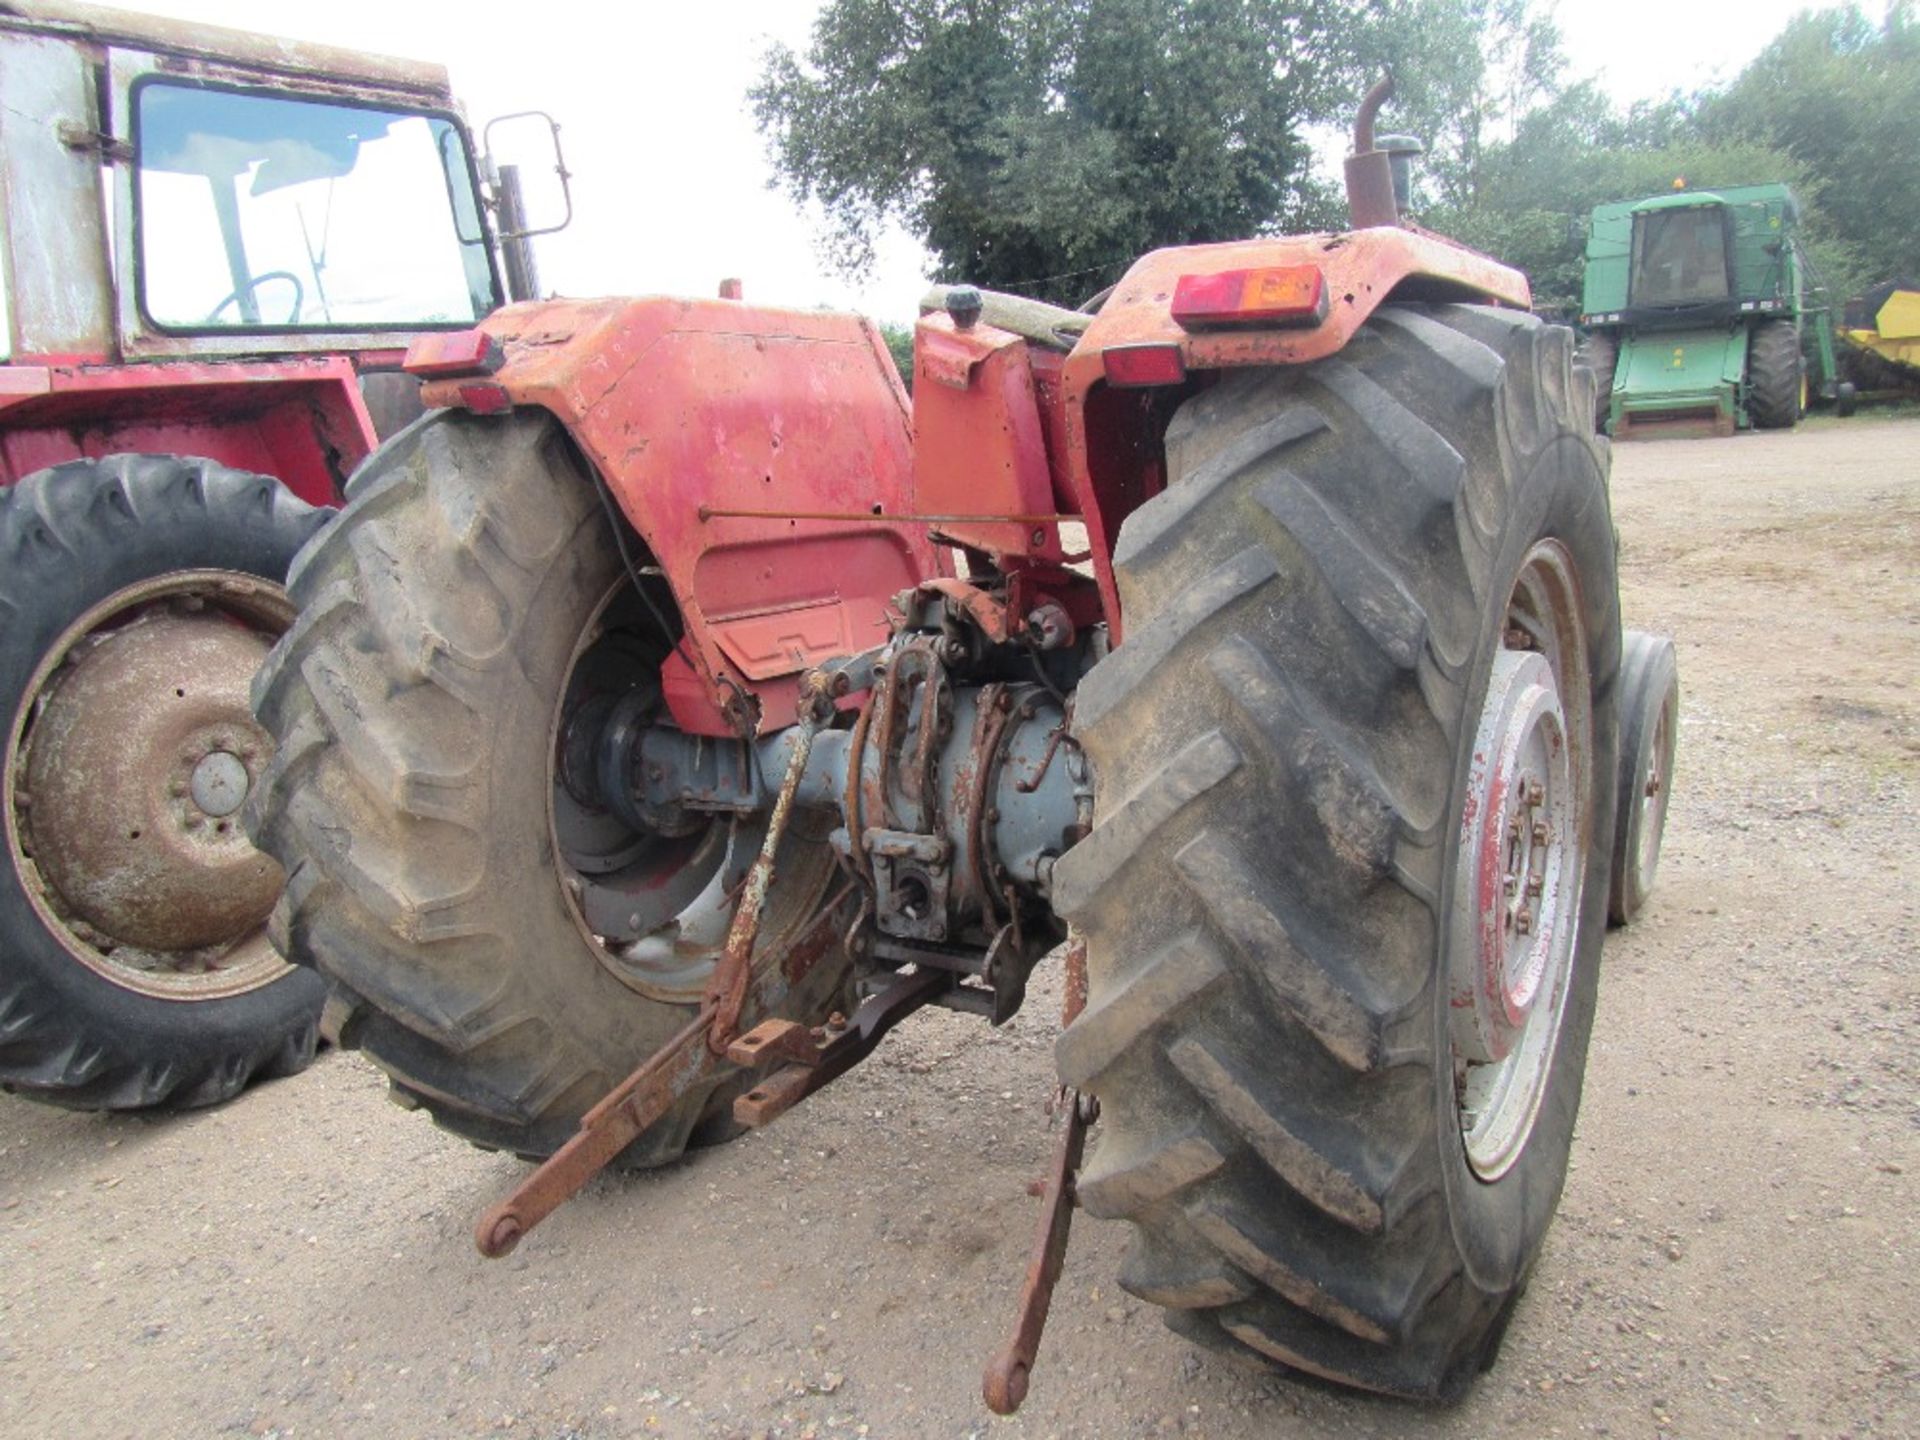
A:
1747,320,1804,429
247,412,856,1162
1607,632,1678,926
0,457,328,1109
1573,331,1616,430
1054,306,1620,1398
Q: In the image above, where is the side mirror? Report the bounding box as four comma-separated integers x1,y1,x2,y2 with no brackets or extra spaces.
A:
482,111,574,241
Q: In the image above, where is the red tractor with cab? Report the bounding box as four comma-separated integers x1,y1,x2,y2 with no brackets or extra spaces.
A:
0,0,563,1110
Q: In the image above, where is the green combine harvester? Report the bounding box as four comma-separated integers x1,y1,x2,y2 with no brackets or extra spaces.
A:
1576,183,1851,437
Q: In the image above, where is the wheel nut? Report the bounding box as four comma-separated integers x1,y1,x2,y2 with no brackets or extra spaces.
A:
1525,779,1544,807
1532,821,1550,845
1515,909,1533,935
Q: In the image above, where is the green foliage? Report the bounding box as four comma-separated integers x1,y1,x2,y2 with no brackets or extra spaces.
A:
879,321,915,391
754,0,1359,304
764,0,1919,320
1695,3,1919,298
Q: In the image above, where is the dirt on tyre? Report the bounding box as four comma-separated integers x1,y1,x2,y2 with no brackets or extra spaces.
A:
1608,631,1678,927
1053,306,1621,1398
0,456,329,1110
1747,320,1804,429
1573,331,1617,430
246,412,857,1164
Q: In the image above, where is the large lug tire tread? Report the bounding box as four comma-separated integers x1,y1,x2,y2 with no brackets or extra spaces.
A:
1054,305,1621,1399
1573,332,1617,431
1607,632,1679,927
1747,320,1803,430
0,456,329,1110
247,411,851,1163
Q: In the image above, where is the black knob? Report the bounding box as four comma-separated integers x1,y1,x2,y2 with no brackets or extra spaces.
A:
946,285,984,329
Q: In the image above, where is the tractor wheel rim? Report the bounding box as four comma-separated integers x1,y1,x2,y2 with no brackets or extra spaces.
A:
5,572,296,1001
547,579,833,1003
1635,687,1674,895
1451,541,1592,1181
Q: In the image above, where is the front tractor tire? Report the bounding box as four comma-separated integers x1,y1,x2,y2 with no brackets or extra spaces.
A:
1054,306,1620,1399
1747,320,1804,429
247,412,856,1163
0,457,329,1110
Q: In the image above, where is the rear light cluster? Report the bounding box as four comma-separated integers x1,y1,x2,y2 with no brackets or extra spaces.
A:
1172,264,1327,328
1101,263,1329,388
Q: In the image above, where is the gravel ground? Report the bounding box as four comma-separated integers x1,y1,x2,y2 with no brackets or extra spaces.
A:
2,416,1914,1440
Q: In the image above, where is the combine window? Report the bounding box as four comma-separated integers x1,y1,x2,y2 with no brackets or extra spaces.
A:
1628,205,1732,309
134,80,499,333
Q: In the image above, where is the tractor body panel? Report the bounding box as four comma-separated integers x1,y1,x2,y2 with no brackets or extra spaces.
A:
420,296,948,737
0,357,376,503
1609,325,1744,438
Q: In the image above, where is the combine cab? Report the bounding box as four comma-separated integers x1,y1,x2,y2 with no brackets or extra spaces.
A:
1576,184,1848,436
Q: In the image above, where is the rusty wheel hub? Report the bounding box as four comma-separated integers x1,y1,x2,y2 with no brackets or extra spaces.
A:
8,574,295,999
1451,542,1591,1181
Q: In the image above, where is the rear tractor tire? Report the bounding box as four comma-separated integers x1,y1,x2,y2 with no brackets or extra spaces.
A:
1747,320,1804,429
1054,305,1620,1399
247,412,857,1163
0,457,329,1110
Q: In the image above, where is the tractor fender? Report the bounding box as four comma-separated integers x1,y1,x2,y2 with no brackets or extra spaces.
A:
1058,228,1531,639
417,297,947,736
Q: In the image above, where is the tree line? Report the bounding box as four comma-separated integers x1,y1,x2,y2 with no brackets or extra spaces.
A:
753,0,1917,317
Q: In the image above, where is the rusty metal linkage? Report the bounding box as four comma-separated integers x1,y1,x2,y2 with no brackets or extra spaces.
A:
734,966,950,1128
982,1085,1097,1415
707,687,829,1054
473,1003,717,1258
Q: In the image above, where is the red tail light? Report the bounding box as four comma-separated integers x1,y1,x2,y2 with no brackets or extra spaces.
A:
1171,265,1328,328
1102,343,1188,387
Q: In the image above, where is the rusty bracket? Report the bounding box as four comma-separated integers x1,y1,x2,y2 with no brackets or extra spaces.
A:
733,967,950,1128
982,1086,1097,1415
474,1002,718,1258
725,1017,824,1070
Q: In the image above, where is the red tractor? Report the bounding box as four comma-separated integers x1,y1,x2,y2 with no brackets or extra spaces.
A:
0,1,562,1110
247,81,1679,1403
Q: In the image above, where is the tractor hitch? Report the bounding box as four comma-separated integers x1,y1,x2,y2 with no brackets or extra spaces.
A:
982,1085,1097,1415
981,933,1097,1415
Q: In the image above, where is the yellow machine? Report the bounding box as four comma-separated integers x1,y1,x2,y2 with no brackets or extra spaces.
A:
1840,282,1920,395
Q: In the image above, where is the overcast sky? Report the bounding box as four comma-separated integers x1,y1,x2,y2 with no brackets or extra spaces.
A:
110,1,1889,320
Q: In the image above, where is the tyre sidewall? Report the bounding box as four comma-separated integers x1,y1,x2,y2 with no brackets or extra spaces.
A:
1432,430,1622,1295
0,460,327,1088
1611,635,1679,924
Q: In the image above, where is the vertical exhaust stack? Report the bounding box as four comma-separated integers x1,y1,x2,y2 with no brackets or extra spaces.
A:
1344,76,1402,230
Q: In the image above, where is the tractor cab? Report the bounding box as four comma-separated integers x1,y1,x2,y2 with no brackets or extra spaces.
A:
133,80,499,337
0,1,566,371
